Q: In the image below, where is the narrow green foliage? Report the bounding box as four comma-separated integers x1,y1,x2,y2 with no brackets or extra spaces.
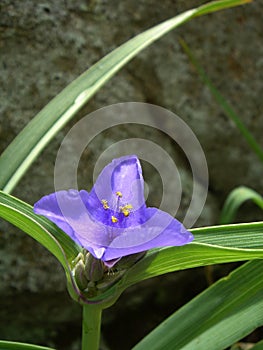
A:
122,241,263,288
220,186,263,224
0,191,80,274
180,39,263,162
193,221,263,248
120,221,263,288
133,260,263,350
1,189,263,297
0,341,54,350
193,0,252,17
252,340,263,350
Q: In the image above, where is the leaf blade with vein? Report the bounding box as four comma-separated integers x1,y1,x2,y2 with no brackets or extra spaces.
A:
132,260,263,350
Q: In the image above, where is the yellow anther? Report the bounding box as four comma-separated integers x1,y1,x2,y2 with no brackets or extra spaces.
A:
120,204,133,217
122,209,130,217
116,191,123,198
101,199,109,210
111,216,118,223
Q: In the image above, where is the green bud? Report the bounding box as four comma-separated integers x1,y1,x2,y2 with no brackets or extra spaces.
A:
72,252,84,265
84,252,105,282
74,260,88,291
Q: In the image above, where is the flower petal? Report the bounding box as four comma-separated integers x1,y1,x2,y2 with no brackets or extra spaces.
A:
103,257,121,268
103,208,193,261
85,155,147,227
88,246,106,260
33,190,110,249
109,155,145,209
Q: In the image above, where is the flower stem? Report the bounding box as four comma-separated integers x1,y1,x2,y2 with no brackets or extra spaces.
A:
82,304,102,350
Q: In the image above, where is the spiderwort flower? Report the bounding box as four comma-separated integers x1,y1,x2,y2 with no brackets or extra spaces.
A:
34,155,193,268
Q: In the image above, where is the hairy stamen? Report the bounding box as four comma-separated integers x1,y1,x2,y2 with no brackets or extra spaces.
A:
101,199,109,210
120,204,133,217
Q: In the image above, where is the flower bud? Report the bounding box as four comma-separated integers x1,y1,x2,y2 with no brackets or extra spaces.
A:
74,260,88,291
84,252,105,282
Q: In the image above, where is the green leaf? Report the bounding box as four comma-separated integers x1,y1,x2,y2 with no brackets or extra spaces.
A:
90,222,262,303
120,222,263,288
122,242,263,288
0,341,54,350
0,191,120,303
180,39,263,162
2,189,263,305
193,0,252,16
0,191,80,274
219,186,263,224
193,221,263,249
252,340,263,350
0,0,252,193
132,260,263,350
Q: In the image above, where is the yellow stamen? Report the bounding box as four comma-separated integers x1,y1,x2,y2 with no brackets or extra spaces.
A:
101,199,109,210
120,204,133,217
111,216,118,223
116,191,123,198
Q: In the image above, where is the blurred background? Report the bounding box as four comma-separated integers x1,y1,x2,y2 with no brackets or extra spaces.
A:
0,0,262,349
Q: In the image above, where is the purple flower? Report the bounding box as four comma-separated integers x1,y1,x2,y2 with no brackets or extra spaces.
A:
34,155,193,267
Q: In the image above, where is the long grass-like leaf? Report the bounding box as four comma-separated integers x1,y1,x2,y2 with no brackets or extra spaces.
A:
0,191,80,273
122,241,263,288
0,341,54,350
0,0,252,193
120,221,263,287
219,186,263,224
132,260,263,350
252,340,263,350
2,190,262,300
193,221,263,248
180,39,263,162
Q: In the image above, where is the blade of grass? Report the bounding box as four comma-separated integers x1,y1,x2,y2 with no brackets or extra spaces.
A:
121,241,263,288
120,221,263,287
132,260,263,350
193,221,263,248
0,191,88,303
193,0,252,16
0,341,54,350
0,0,252,193
1,190,262,302
220,186,263,224
2,189,263,300
0,191,80,272
180,39,263,162
252,340,263,350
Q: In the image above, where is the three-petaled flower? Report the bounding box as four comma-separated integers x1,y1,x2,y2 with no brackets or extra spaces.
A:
34,155,193,267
